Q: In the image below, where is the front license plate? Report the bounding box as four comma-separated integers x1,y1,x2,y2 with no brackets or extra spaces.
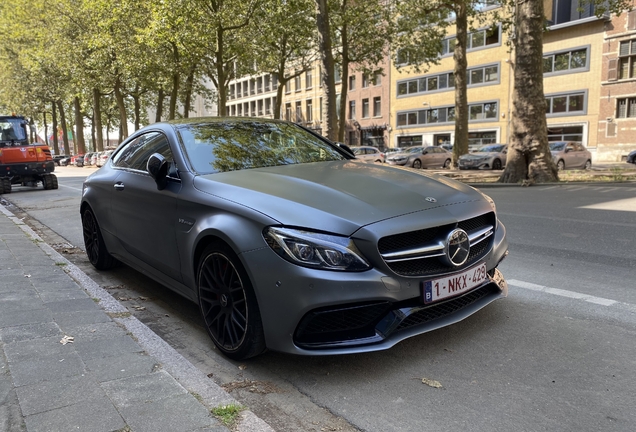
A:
422,263,488,304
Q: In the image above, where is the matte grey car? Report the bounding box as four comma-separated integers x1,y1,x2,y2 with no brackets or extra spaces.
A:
80,118,508,360
458,144,508,170
549,141,592,170
386,146,452,169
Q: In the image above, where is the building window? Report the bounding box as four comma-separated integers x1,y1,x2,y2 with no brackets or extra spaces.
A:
547,125,583,142
272,75,278,89
618,39,636,80
398,65,495,97
550,0,599,26
334,66,342,83
250,79,256,95
397,136,422,147
397,102,497,128
264,75,271,92
229,84,235,100
362,74,369,88
441,25,501,56
258,100,263,116
295,101,302,122
362,99,369,118
306,99,313,122
616,97,636,118
545,92,586,116
285,80,291,94
319,97,323,121
349,75,356,90
265,98,271,115
295,74,302,92
348,131,358,146
306,69,313,89
543,48,588,74
373,97,381,117
257,77,263,94
285,103,292,121
349,101,356,120
373,72,382,85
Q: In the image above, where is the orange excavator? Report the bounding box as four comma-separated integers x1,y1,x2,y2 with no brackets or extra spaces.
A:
0,115,57,194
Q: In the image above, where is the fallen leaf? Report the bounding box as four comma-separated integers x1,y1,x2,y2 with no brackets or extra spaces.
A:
238,364,247,370
132,306,146,311
60,335,75,345
421,377,443,388
138,296,148,301
24,274,31,278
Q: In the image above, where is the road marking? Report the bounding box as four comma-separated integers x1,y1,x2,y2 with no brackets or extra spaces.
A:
59,184,82,191
580,197,636,212
507,279,618,306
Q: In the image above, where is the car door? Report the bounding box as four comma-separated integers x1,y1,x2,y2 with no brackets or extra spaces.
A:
110,131,183,282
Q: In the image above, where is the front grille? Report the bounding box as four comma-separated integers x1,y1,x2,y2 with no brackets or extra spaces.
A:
379,212,496,277
395,284,496,331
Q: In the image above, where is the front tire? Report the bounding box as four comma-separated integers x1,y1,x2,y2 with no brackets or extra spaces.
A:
1,178,10,194
492,159,502,170
82,208,117,270
412,159,422,169
584,160,591,170
443,158,451,169
557,160,565,171
198,243,265,360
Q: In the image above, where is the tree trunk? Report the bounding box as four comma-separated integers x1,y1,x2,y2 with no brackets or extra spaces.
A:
51,101,60,155
337,14,349,143
43,111,49,146
56,100,70,155
274,73,286,120
73,97,86,154
183,66,196,118
132,86,141,131
169,72,179,120
90,114,96,152
114,76,129,139
216,25,228,117
93,88,104,151
316,0,338,141
452,3,469,166
155,88,164,122
499,0,558,184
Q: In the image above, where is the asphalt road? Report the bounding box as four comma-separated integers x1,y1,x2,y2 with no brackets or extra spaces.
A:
3,166,636,432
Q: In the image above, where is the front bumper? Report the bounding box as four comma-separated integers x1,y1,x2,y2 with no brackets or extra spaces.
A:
242,217,508,355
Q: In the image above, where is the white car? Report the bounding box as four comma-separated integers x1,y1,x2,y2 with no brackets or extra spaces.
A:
350,146,385,163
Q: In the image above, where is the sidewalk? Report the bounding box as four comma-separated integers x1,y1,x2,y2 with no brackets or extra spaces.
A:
0,205,274,432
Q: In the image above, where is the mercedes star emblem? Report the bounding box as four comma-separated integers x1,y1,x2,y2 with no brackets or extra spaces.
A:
445,228,470,267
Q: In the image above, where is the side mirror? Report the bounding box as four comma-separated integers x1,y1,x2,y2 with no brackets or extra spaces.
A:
565,148,571,153
147,153,169,190
422,150,428,155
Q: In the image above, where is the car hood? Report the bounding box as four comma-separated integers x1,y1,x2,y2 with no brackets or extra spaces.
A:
461,152,499,160
193,161,484,235
386,152,412,160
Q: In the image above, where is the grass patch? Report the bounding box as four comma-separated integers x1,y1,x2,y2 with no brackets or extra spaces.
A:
55,261,67,266
211,404,244,428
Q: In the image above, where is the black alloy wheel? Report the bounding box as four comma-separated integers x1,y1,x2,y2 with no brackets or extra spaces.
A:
198,244,265,360
412,159,422,169
82,208,117,270
492,159,502,170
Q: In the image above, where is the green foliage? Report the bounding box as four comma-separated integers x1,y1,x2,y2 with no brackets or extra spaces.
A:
211,404,244,427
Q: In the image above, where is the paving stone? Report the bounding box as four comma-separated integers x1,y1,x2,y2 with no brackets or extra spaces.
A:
85,352,160,383
118,393,220,432
52,310,112,327
59,321,128,343
0,368,26,432
4,336,72,363
24,394,125,432
0,294,44,315
38,288,90,303
0,322,62,344
74,335,145,361
15,374,106,416
44,298,101,314
0,308,53,329
101,370,187,408
8,351,86,387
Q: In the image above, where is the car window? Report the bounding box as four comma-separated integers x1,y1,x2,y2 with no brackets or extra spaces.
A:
177,121,346,174
549,142,565,151
112,132,173,171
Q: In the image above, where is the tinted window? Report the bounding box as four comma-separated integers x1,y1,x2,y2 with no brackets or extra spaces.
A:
112,132,173,171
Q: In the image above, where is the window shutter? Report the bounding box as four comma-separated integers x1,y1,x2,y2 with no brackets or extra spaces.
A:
628,10,636,31
608,58,618,81
606,122,616,138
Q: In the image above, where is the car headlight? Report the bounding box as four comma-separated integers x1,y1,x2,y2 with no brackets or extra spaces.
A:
264,227,371,271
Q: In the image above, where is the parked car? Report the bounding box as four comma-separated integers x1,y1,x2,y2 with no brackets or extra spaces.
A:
458,144,508,170
59,156,72,166
386,145,451,169
96,150,114,167
83,152,96,166
549,141,592,170
80,118,508,360
626,150,636,164
91,152,100,166
350,146,385,163
72,154,85,167
53,155,70,166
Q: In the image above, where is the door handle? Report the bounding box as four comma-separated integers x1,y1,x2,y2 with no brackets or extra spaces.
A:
114,182,125,191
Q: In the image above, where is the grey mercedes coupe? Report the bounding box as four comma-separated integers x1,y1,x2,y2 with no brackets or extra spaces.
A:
81,118,509,360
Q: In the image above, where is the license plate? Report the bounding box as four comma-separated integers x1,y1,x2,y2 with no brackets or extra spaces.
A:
422,263,488,304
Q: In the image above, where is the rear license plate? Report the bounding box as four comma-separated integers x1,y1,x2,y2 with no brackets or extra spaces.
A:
422,263,487,304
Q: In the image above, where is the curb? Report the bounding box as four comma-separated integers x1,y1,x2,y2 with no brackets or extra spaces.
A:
0,203,275,432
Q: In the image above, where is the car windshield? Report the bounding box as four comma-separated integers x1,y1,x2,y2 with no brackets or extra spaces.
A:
351,147,363,155
0,119,26,142
402,146,423,154
476,144,505,153
178,121,347,174
549,142,566,151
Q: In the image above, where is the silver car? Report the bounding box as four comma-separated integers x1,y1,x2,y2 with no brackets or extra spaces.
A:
350,146,385,163
458,144,508,170
80,118,508,360
386,146,452,169
550,141,592,170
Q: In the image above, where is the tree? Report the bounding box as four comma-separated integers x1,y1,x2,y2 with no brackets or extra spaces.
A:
315,0,339,141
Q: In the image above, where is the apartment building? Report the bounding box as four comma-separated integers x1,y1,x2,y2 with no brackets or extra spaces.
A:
281,65,324,134
227,74,279,119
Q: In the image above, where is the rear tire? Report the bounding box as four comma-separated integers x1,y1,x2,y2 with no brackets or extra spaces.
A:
42,174,52,190
1,178,11,194
443,159,451,169
82,208,117,270
557,160,565,171
198,243,266,360
584,160,591,170
50,174,58,189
